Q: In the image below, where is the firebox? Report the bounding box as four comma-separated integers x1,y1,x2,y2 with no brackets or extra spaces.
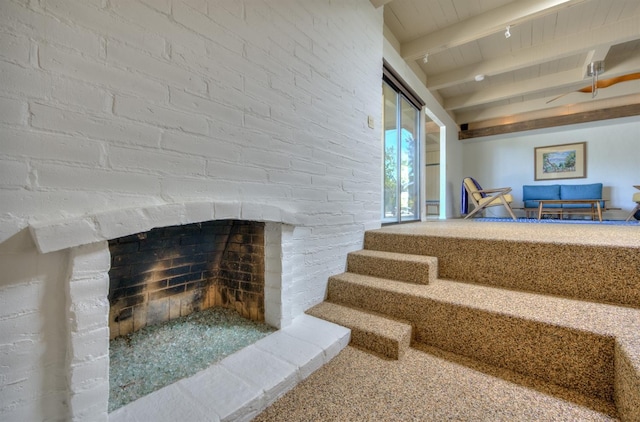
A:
108,220,265,339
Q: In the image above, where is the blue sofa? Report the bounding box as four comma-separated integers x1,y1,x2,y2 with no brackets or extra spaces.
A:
522,183,605,218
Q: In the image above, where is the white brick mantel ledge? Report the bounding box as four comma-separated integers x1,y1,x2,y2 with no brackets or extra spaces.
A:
28,201,299,254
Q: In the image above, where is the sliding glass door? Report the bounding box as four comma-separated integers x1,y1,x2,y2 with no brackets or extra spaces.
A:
382,81,420,224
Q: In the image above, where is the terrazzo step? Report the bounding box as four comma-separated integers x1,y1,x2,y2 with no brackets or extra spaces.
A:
306,301,412,360
346,249,437,285
363,228,640,308
324,272,640,404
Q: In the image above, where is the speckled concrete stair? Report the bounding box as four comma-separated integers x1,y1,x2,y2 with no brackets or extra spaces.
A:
346,249,437,285
305,249,434,359
310,226,640,420
322,271,640,416
306,301,412,359
363,229,640,308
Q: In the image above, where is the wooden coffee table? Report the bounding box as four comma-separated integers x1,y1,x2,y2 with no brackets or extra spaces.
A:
537,199,602,221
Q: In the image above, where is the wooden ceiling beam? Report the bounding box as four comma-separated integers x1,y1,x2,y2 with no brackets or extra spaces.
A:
455,85,640,126
444,68,582,111
451,55,640,120
427,14,640,90
401,0,588,61
459,103,640,140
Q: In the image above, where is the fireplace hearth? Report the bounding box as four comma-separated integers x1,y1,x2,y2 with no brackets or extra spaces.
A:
109,306,275,411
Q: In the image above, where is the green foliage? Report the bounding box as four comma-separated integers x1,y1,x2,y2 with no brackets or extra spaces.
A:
384,144,397,216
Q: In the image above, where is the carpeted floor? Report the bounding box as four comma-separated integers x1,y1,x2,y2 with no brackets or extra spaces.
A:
472,217,639,225
376,218,640,246
254,345,617,421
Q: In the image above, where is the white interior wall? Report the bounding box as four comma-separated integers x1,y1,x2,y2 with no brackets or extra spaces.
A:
462,117,640,219
0,1,383,420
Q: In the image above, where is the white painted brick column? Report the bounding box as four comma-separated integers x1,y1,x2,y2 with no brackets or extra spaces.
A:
279,226,300,327
264,222,296,329
65,242,111,422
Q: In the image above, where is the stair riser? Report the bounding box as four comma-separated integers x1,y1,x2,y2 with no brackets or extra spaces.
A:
615,343,640,422
349,329,409,359
347,253,435,285
328,276,615,402
306,302,412,360
307,309,406,358
364,232,640,308
414,304,615,403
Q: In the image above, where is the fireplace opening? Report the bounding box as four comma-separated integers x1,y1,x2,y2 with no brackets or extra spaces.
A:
107,220,275,411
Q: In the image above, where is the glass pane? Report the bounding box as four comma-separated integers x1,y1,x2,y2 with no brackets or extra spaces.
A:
425,116,440,217
399,97,419,222
382,82,398,223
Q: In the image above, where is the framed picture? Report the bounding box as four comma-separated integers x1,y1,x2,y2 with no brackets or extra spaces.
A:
534,142,586,181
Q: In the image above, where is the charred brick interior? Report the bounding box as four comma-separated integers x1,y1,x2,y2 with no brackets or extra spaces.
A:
108,220,265,339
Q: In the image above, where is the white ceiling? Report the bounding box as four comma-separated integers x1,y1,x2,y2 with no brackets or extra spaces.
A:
379,0,640,130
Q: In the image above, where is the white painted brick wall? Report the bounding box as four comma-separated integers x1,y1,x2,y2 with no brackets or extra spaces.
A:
0,61,52,100
39,44,168,103
0,249,69,421
0,97,27,125
0,2,103,59
30,102,163,146
0,0,383,419
42,0,165,57
50,77,111,114
106,42,208,95
113,95,209,135
168,87,244,127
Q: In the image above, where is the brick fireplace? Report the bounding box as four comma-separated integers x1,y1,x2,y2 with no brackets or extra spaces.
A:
28,201,298,420
108,220,265,339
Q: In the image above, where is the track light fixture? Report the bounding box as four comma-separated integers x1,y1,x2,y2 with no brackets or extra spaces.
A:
587,60,605,98
422,53,429,64
505,25,511,39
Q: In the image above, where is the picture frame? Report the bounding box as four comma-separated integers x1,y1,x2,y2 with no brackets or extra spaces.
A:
534,142,586,181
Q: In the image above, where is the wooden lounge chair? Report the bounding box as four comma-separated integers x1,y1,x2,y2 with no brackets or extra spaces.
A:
462,177,517,220
625,188,640,222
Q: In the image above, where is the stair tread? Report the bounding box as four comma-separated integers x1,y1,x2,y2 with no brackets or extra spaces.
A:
370,220,640,247
329,272,640,339
306,301,412,359
349,249,436,263
307,301,411,339
329,272,626,401
347,249,436,285
364,224,640,308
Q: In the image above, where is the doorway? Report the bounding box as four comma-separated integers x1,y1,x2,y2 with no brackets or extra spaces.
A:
424,116,440,218
382,80,421,224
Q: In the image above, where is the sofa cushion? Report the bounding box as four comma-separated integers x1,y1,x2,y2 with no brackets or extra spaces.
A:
523,185,560,208
560,183,603,208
